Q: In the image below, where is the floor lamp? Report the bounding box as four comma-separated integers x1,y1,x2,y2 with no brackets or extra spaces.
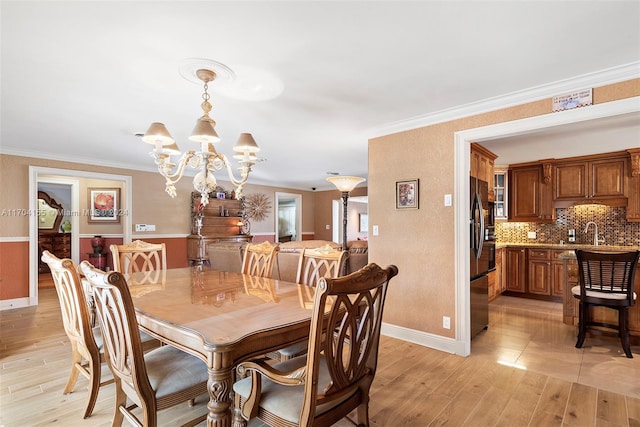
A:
327,176,366,274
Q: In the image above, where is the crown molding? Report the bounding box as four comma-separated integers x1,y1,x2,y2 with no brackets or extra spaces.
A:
368,61,640,138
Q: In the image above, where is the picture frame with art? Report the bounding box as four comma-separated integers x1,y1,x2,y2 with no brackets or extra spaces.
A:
88,188,121,223
396,179,419,209
359,213,368,232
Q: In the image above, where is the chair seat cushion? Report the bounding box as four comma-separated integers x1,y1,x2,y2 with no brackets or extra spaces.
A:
276,340,308,358
144,345,208,399
233,355,354,424
571,285,637,301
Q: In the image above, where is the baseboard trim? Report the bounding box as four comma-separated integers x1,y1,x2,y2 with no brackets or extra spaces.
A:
381,322,467,356
0,296,33,311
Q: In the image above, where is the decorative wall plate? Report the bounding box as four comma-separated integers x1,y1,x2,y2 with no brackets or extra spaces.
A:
245,193,272,222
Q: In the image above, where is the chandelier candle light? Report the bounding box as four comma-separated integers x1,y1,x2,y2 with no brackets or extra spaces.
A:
142,66,259,206
327,175,366,274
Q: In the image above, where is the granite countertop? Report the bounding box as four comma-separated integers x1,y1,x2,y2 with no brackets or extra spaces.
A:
496,242,640,252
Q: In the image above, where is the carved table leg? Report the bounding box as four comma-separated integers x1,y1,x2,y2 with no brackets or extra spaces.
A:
206,367,233,427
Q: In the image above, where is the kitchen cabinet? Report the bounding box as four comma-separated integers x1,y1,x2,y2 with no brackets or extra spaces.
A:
471,143,498,202
187,192,252,265
505,247,526,293
491,247,504,302
488,270,498,302
626,149,640,222
526,249,566,299
528,249,551,296
554,154,627,201
508,164,554,222
550,250,568,297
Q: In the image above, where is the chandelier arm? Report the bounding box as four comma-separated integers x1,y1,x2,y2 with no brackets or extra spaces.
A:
218,155,254,197
154,151,200,197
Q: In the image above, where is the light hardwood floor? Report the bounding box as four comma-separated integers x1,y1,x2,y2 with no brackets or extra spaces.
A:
1,284,639,426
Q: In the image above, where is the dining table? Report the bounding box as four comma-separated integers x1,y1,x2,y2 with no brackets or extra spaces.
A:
126,265,316,427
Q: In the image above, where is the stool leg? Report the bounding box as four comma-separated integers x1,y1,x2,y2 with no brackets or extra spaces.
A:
576,302,587,349
619,308,633,358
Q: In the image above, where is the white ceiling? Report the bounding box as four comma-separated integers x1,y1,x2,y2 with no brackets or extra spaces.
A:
1,1,639,191
483,111,640,166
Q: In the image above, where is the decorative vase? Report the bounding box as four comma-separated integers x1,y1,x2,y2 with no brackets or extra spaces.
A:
61,220,71,233
91,236,105,254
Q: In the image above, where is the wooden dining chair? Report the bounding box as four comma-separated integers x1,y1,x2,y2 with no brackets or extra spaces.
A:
111,240,167,286
233,263,398,427
267,246,347,362
241,241,280,278
41,250,113,419
572,249,639,358
80,261,208,427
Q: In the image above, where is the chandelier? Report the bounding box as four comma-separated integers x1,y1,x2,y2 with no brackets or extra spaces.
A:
142,66,259,206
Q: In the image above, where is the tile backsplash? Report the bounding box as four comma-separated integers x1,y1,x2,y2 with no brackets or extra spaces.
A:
496,206,640,246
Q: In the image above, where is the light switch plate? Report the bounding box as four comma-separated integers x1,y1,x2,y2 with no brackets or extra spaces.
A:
372,225,379,236
444,194,452,206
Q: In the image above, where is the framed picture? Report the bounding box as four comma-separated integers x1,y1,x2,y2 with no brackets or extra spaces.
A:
216,192,226,199
359,213,368,232
88,188,121,223
396,179,419,209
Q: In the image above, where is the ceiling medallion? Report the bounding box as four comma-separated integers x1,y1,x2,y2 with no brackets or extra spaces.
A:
180,58,284,102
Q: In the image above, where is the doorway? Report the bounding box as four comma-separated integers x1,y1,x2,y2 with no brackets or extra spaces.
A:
275,192,302,242
28,166,132,306
453,97,639,356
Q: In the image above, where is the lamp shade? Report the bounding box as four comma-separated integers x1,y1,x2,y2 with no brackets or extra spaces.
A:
189,118,220,143
162,142,181,155
142,122,175,146
327,176,366,192
233,133,260,153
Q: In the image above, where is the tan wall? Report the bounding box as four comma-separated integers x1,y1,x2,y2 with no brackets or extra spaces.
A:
313,187,368,241
0,155,322,300
368,79,640,339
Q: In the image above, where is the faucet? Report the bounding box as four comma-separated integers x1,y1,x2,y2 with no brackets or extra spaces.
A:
584,221,605,246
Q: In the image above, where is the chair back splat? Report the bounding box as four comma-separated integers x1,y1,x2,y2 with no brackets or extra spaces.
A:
111,240,167,286
572,249,640,358
233,263,398,426
40,250,109,419
241,241,280,278
80,261,208,427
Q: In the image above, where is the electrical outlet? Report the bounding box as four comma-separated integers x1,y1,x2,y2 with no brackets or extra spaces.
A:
443,316,451,329
444,194,452,206
527,231,537,239
135,224,147,232
325,224,330,230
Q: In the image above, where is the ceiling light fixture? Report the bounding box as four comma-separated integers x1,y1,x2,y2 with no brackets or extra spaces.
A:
142,63,259,206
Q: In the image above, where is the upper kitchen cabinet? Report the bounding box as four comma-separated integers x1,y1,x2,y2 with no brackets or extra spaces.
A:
554,152,628,202
627,148,640,222
508,161,555,222
471,143,498,202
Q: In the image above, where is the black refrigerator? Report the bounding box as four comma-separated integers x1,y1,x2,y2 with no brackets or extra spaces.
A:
470,177,495,339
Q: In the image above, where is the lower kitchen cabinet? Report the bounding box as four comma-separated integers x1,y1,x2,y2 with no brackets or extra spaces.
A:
488,270,498,302
528,249,551,296
505,247,526,293
501,246,566,301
